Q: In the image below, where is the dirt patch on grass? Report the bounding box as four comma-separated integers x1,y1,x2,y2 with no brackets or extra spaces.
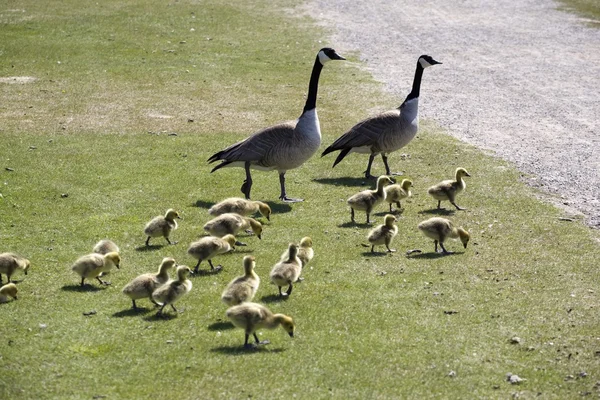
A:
0,76,37,84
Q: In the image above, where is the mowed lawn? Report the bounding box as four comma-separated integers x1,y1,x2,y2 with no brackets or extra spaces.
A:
1,0,599,398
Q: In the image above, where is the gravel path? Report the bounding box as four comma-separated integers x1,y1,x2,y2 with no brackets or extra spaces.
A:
305,0,600,227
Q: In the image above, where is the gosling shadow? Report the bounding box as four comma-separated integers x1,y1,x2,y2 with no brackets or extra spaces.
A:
419,208,455,216
260,294,289,304
207,321,235,331
374,209,405,217
135,244,164,252
313,176,372,188
211,345,286,355
61,284,105,292
265,201,292,214
408,251,463,260
112,307,153,318
194,199,215,209
362,251,390,257
143,312,179,321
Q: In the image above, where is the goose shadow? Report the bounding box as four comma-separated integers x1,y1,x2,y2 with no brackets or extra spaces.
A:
408,251,463,260
361,251,391,258
211,345,286,355
112,307,153,318
191,268,223,277
61,284,105,292
143,312,179,321
194,199,215,209
418,208,455,216
259,293,289,304
338,221,373,229
135,244,164,252
374,209,405,217
207,321,235,331
313,176,373,188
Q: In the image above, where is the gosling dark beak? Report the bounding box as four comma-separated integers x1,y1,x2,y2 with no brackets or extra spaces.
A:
463,243,468,249
267,216,271,221
289,332,294,338
24,270,28,275
466,173,471,177
116,264,120,270
258,234,262,240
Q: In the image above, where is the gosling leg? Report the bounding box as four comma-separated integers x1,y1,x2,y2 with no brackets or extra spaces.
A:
434,240,439,253
371,245,375,253
254,333,270,346
385,238,396,253
80,277,85,287
437,200,441,209
193,259,202,274
285,283,293,296
145,236,151,246
165,237,178,245
451,201,465,211
440,242,453,255
97,276,110,286
208,259,223,272
350,208,355,223
131,299,138,310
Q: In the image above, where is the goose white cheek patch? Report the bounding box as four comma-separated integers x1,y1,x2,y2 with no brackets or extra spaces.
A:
318,51,331,64
419,58,432,68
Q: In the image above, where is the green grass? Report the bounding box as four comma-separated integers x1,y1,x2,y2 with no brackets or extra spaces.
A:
557,0,600,24
1,0,600,399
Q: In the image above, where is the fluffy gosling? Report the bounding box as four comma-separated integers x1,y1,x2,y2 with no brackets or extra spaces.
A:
71,252,121,286
427,168,471,210
152,265,193,316
221,256,260,306
203,213,263,243
0,253,30,284
417,217,470,254
347,175,394,223
187,234,236,273
384,179,413,212
0,283,18,303
209,197,271,221
92,239,119,255
122,257,176,309
367,214,399,253
144,209,181,246
270,243,302,297
226,302,294,348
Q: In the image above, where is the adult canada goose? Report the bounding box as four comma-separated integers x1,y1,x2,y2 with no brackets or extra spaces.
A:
384,179,413,212
221,255,260,306
0,283,18,303
427,168,471,210
122,257,176,309
144,209,181,246
71,252,121,286
208,48,346,202
270,243,302,297
0,253,30,284
226,302,295,348
152,265,193,316
92,239,119,255
367,214,399,253
322,55,441,178
417,217,470,254
187,234,236,273
347,175,394,223
203,213,263,242
209,197,271,221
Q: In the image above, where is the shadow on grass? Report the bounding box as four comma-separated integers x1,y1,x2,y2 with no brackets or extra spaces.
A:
408,251,463,260
259,294,288,304
61,284,105,292
313,176,371,187
112,307,153,318
143,312,179,321
374,209,404,217
194,199,215,209
361,251,390,257
135,244,164,252
338,221,372,229
265,201,292,214
207,321,235,331
211,345,286,355
191,268,223,277
418,208,455,216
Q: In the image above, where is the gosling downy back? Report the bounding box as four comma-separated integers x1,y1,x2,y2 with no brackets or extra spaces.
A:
0,282,18,303
226,302,295,348
417,217,470,254
144,208,181,246
93,239,120,255
347,175,394,223
122,257,176,309
221,255,260,306
0,253,30,284
270,243,302,297
209,198,272,221
152,265,193,316
71,252,121,286
367,214,399,253
427,168,471,210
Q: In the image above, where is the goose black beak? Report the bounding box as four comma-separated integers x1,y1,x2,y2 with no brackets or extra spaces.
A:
432,59,442,65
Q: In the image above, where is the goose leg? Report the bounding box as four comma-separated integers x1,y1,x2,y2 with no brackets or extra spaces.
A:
381,154,391,175
364,154,376,179
241,162,253,200
279,172,303,203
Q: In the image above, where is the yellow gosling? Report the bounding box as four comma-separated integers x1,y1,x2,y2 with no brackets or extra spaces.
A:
270,243,302,297
144,209,181,246
122,257,176,310
71,252,121,286
367,214,399,253
226,302,294,348
347,175,394,223
0,253,30,284
209,198,272,221
0,283,18,303
427,168,471,210
93,239,119,255
384,179,413,212
152,265,193,316
187,234,236,273
203,213,263,245
221,256,260,306
417,217,470,255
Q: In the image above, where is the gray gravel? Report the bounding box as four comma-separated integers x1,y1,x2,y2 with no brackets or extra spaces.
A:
305,0,600,227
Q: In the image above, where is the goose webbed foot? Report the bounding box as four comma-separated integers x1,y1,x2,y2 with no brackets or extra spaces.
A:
280,196,304,203
386,248,397,253
240,180,251,200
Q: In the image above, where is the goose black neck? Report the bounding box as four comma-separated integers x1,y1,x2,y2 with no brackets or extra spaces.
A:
402,62,424,104
302,55,324,115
